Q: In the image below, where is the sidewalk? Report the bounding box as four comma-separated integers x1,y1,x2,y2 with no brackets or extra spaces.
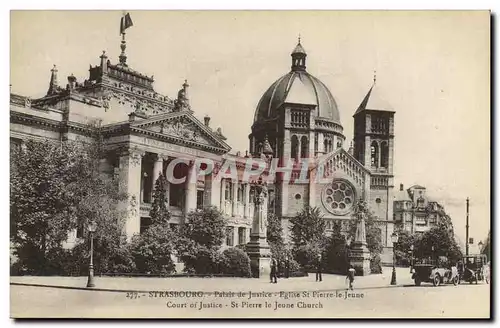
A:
11,267,414,293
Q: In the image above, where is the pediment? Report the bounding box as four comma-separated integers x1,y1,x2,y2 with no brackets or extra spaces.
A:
313,148,369,186
131,112,230,152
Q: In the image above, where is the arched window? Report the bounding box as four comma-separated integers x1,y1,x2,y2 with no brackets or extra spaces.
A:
324,139,329,153
381,141,389,168
291,135,299,161
371,141,379,167
300,136,308,158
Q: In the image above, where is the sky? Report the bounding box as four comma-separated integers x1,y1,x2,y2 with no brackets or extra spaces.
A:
9,10,490,249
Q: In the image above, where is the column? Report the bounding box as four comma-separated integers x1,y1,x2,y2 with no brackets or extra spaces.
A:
151,154,164,194
220,178,226,210
118,148,144,241
244,183,250,218
232,180,238,216
184,162,197,216
233,226,239,247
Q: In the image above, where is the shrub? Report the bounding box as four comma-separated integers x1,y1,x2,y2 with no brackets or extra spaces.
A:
129,224,175,275
370,253,382,274
220,248,252,277
181,246,223,275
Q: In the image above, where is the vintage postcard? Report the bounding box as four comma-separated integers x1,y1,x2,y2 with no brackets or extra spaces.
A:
9,10,491,319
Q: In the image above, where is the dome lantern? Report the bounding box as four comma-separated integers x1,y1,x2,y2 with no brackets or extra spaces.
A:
291,36,307,72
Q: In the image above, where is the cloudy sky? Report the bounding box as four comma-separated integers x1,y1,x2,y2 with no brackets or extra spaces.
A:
10,11,490,249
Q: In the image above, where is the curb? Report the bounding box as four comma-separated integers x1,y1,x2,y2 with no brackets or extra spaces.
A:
10,281,411,294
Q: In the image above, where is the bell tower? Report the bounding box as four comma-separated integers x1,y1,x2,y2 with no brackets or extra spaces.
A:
353,73,395,260
353,73,395,175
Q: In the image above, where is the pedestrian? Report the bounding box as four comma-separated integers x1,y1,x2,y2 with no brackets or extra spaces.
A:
270,257,278,284
485,261,490,284
457,260,464,284
347,265,356,290
284,255,290,279
315,253,323,282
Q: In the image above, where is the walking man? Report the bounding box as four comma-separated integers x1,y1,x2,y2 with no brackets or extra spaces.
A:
347,265,356,290
270,257,278,284
316,253,323,282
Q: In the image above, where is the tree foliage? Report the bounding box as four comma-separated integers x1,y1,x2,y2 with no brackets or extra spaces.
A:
175,207,226,274
290,206,326,248
414,221,463,264
10,131,128,275
323,221,349,274
481,231,491,261
180,206,226,249
129,224,175,274
149,174,170,226
128,174,175,274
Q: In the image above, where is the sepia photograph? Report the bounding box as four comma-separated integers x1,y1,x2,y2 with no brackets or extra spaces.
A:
9,10,491,319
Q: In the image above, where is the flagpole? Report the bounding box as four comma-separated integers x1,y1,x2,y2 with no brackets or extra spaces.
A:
119,11,133,66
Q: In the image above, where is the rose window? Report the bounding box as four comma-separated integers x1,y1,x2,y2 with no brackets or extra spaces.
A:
322,180,356,215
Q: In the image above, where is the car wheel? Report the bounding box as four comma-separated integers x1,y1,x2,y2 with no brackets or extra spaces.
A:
433,274,441,287
414,278,421,286
452,276,459,286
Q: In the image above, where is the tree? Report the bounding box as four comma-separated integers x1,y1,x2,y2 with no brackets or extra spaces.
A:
290,206,326,268
416,221,463,264
175,206,226,274
290,206,326,248
393,230,421,266
10,131,128,275
129,173,175,274
129,225,175,274
323,221,349,274
481,231,491,261
267,212,284,246
149,173,170,226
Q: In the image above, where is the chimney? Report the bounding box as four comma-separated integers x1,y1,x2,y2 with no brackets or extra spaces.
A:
67,74,77,90
400,183,404,191
204,115,210,127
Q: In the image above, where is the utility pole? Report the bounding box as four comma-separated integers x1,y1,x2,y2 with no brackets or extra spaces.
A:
466,197,469,256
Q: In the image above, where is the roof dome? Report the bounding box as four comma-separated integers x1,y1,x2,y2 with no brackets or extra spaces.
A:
253,40,341,125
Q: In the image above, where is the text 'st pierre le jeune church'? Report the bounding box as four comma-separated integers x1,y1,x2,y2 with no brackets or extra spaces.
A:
10,28,397,263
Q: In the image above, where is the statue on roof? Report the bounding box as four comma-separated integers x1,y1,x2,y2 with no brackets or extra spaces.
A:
174,80,191,112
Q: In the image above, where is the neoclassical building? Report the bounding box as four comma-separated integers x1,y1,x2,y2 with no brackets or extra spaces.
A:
393,184,453,234
10,35,397,262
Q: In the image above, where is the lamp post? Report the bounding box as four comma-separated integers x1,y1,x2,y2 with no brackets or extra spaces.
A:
431,245,435,265
86,221,97,288
410,244,415,273
391,232,398,285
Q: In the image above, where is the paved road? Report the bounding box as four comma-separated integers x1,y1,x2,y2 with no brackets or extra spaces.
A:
11,281,490,318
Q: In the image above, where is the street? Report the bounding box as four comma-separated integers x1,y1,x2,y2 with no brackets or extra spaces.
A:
10,275,490,318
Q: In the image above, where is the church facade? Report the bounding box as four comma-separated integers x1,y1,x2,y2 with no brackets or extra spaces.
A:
10,35,397,263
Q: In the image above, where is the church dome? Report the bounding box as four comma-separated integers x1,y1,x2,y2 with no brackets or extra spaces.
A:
253,41,341,125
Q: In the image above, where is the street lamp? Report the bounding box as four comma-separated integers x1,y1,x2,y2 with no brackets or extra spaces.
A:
431,245,435,265
410,244,415,273
391,232,399,285
86,220,97,288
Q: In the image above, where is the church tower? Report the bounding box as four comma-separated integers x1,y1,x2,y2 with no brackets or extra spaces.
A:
353,73,395,258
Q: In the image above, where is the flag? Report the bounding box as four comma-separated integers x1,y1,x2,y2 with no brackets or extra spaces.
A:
120,12,133,35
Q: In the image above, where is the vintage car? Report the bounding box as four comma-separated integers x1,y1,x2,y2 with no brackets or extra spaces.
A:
412,263,459,287
459,254,489,284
